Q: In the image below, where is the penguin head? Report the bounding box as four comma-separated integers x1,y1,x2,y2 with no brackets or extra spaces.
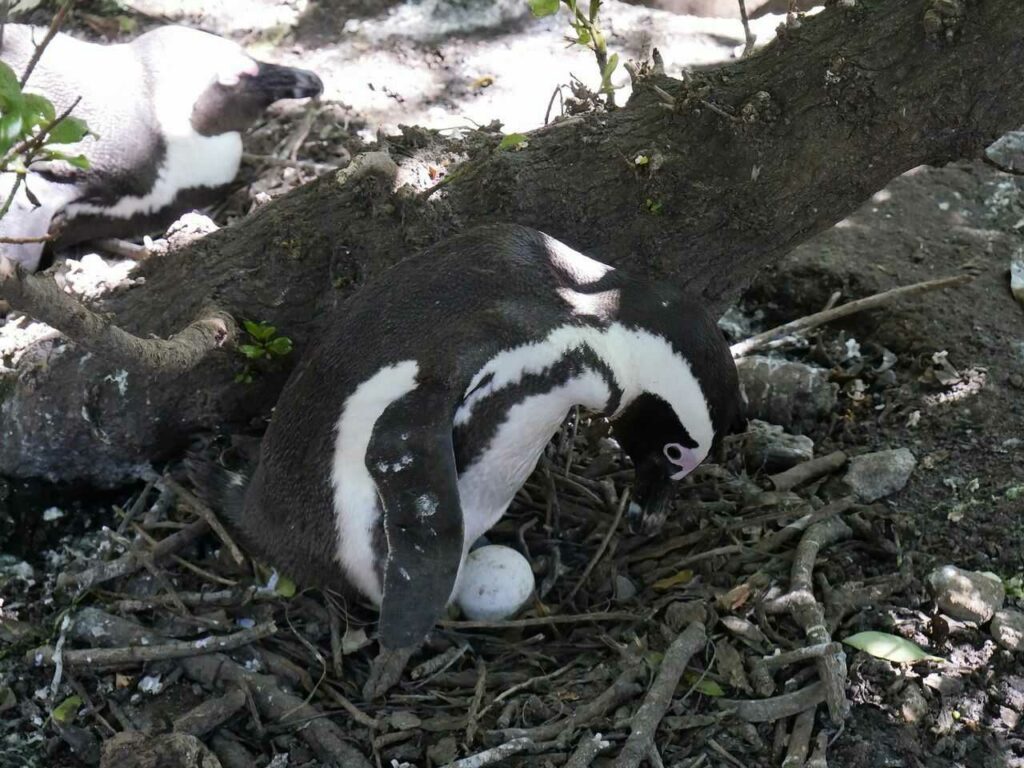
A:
608,281,744,531
133,26,323,136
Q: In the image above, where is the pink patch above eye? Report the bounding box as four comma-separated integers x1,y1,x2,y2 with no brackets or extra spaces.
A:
665,444,700,480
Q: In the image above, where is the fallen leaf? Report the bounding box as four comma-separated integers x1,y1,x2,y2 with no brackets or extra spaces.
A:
51,695,82,725
653,570,694,591
843,631,944,664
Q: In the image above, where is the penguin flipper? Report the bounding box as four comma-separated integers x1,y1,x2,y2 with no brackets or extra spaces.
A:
367,387,464,651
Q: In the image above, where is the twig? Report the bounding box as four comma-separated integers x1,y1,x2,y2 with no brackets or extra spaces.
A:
806,729,830,768
111,586,273,613
490,662,643,743
27,622,277,668
410,642,469,681
564,490,629,604
769,451,848,492
94,238,150,260
145,472,246,567
465,659,487,746
755,497,854,555
57,518,210,593
440,610,643,631
18,1,70,87
782,707,817,767
764,517,853,723
0,233,52,244
242,152,332,173
172,687,247,737
730,274,974,358
615,622,707,768
737,0,757,57
475,660,576,721
565,733,612,768
0,256,235,374
443,738,533,768
718,681,827,723
323,684,381,730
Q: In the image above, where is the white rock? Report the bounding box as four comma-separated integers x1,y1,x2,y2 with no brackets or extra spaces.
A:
926,565,1005,623
455,545,534,621
1011,257,1024,306
991,609,1024,651
844,448,917,502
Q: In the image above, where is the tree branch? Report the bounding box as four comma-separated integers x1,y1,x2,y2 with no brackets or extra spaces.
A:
0,255,235,374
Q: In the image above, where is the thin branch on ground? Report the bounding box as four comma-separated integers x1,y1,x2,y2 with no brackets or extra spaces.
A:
718,681,827,723
565,733,612,768
730,274,974,358
737,0,757,57
769,451,848,492
0,256,236,373
781,707,817,767
440,610,644,631
443,737,534,768
563,489,629,604
18,1,71,86
57,518,210,593
27,622,277,669
614,622,707,768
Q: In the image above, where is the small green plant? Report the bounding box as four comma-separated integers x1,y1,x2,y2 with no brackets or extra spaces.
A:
0,58,91,221
235,320,293,384
528,0,619,103
645,197,663,215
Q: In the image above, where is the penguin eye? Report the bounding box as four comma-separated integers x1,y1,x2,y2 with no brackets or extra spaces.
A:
663,443,684,462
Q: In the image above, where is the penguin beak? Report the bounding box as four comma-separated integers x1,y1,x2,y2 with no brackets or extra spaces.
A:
249,61,324,101
625,453,674,534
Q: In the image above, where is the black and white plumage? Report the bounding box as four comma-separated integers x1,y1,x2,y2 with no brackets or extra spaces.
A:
194,224,743,651
0,24,323,271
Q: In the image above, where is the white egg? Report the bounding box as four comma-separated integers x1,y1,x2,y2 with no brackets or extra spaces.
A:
454,544,535,621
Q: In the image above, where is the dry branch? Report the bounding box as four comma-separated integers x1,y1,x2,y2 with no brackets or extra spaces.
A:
615,622,707,768
730,275,974,358
0,256,235,374
719,681,827,723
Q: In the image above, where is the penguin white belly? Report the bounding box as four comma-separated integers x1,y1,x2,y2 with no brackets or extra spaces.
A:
330,360,421,606
67,131,242,220
456,370,611,554
0,173,77,271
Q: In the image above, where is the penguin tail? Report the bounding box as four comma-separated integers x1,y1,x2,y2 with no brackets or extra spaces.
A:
184,454,249,531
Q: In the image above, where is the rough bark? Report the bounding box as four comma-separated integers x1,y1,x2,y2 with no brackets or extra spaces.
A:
2,0,1023,484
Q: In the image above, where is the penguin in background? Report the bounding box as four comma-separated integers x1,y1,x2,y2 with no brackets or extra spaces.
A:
191,224,744,696
0,24,323,271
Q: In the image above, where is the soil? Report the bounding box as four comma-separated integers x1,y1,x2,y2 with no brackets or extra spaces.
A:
2,2,1024,767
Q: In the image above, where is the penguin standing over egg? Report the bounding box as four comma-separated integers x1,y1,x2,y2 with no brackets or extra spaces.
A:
0,23,323,271
193,224,743,696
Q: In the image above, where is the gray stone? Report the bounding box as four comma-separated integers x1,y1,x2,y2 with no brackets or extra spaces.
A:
614,575,638,603
844,448,917,502
900,683,929,724
991,609,1024,651
101,732,221,768
742,419,815,473
736,356,838,434
927,565,1005,623
987,131,1024,173
664,601,707,632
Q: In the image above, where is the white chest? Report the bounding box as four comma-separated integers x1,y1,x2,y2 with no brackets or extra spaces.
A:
456,369,611,553
68,130,242,220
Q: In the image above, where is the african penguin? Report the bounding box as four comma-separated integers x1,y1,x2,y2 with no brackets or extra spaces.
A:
192,224,743,657
0,24,323,271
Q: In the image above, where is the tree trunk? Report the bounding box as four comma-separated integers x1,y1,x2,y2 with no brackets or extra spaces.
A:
3,0,1023,485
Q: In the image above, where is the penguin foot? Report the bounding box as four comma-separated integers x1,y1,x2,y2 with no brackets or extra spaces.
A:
362,644,416,701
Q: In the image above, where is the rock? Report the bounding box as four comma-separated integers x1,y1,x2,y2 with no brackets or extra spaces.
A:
987,131,1024,173
664,601,707,632
843,448,917,502
926,565,1005,623
991,609,1024,651
427,735,459,765
614,575,638,602
736,356,838,434
899,683,929,724
101,732,221,768
742,419,815,473
1012,255,1024,306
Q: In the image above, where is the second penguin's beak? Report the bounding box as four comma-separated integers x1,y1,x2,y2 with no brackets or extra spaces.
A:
625,453,674,534
249,61,324,101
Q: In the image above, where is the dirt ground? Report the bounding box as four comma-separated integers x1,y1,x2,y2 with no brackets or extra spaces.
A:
1,2,1023,767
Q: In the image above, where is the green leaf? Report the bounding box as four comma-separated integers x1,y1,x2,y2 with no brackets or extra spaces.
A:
652,569,693,591
843,631,944,664
528,0,560,17
588,0,601,21
51,695,82,725
274,574,297,598
46,116,89,145
684,671,725,697
497,133,529,151
0,62,21,102
0,112,23,146
601,52,619,89
239,344,268,360
265,336,293,357
576,27,591,46
243,320,277,341
41,149,91,169
22,93,55,126
234,371,253,384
